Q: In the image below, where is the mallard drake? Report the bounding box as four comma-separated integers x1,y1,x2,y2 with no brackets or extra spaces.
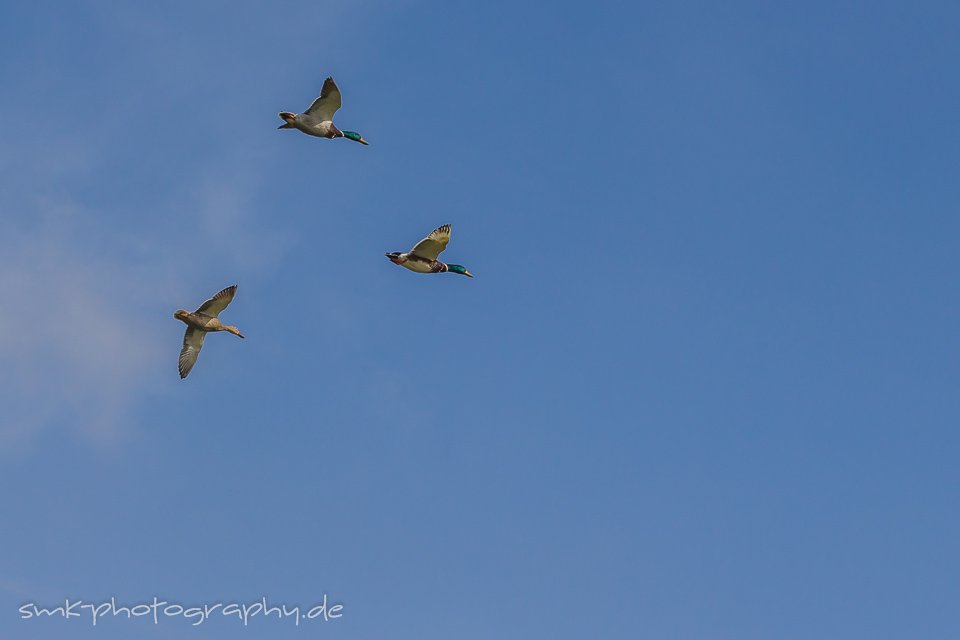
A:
173,285,245,379
278,76,368,144
386,224,474,277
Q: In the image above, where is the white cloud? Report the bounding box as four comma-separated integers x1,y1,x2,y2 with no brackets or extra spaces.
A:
0,206,166,448
0,146,287,450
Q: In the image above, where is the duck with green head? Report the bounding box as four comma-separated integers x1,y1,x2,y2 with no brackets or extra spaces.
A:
278,76,368,144
386,224,474,277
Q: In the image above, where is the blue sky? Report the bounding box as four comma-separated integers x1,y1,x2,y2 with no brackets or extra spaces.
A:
1,1,959,638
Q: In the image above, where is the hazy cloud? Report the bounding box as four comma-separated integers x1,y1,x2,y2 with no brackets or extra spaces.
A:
0,204,166,447
0,144,286,450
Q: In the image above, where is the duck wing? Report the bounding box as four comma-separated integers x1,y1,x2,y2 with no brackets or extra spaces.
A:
410,224,451,260
178,327,206,379
195,285,237,318
304,77,342,121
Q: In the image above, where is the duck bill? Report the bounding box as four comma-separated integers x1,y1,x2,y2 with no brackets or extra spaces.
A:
464,270,474,278
358,137,369,145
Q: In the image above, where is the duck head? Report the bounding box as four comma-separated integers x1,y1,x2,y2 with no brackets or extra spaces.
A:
278,112,297,129
447,264,474,277
173,309,190,322
385,252,405,265
342,130,369,145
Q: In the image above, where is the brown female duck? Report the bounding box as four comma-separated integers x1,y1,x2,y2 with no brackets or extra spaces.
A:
173,285,245,379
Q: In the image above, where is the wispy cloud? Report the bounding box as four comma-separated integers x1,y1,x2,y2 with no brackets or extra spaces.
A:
0,200,166,448
0,139,287,451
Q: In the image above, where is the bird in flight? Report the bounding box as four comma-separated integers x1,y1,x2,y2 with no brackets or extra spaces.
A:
173,285,245,379
278,76,368,144
385,224,474,277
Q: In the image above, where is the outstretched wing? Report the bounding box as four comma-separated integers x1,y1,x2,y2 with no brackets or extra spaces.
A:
195,285,237,317
305,77,342,121
178,327,206,379
410,224,452,260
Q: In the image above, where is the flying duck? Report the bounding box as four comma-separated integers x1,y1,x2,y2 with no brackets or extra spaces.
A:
278,76,368,144
386,224,474,277
173,285,245,379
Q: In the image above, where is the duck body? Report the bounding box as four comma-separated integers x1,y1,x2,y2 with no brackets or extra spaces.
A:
386,253,460,274
175,310,240,334
278,112,343,139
